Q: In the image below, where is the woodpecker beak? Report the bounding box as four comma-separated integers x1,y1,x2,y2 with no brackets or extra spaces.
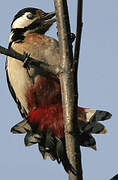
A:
26,11,56,34
42,11,56,20
33,11,56,33
40,11,56,24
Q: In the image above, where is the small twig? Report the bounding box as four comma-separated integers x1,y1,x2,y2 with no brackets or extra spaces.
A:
73,0,83,125
0,45,60,76
73,0,83,70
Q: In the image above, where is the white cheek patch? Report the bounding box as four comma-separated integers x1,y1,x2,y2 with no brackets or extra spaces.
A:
12,12,33,29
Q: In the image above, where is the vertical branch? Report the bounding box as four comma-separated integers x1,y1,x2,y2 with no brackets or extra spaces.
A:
73,0,83,120
54,0,83,179
74,0,83,66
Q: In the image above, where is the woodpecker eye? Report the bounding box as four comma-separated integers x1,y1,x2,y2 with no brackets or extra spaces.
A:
27,13,35,19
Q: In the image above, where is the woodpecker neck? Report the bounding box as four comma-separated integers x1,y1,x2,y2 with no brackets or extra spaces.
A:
9,27,43,46
9,28,25,46
9,19,55,46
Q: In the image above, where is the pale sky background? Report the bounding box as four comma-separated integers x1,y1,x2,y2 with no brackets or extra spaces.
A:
0,0,118,180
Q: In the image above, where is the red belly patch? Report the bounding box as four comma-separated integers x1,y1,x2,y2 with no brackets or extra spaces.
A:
28,103,64,138
25,76,87,138
25,76,64,138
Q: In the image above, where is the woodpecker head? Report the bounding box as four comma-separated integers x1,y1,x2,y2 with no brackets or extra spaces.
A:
9,7,56,44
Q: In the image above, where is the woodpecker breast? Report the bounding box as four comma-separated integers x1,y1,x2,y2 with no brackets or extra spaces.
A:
6,7,57,117
7,33,60,110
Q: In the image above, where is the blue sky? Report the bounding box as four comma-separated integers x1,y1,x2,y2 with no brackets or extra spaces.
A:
0,0,118,179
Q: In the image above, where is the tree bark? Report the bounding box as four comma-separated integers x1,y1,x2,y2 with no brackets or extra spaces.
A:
54,0,83,179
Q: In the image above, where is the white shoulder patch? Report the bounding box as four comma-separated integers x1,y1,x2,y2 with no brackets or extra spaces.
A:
9,31,14,43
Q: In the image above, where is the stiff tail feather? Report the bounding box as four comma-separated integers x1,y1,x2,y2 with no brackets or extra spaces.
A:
11,106,112,173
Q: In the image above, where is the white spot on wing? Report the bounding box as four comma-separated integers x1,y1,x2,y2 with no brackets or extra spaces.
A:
7,56,32,113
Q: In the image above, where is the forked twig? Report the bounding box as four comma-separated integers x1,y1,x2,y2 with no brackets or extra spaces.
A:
0,45,60,76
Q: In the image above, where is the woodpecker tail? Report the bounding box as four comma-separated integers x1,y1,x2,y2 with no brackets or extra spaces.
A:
11,119,31,134
78,107,112,134
11,106,112,173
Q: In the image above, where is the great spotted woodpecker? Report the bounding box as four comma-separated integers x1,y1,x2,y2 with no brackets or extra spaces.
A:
6,7,112,173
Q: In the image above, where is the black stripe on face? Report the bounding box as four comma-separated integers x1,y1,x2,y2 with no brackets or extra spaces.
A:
9,28,25,45
24,16,55,34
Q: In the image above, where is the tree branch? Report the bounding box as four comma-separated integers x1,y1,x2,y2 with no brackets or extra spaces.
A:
74,0,83,66
73,0,83,95
73,0,83,124
0,45,60,76
54,0,83,179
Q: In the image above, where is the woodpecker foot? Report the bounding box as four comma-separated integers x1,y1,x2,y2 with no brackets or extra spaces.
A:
70,33,76,43
23,52,31,69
